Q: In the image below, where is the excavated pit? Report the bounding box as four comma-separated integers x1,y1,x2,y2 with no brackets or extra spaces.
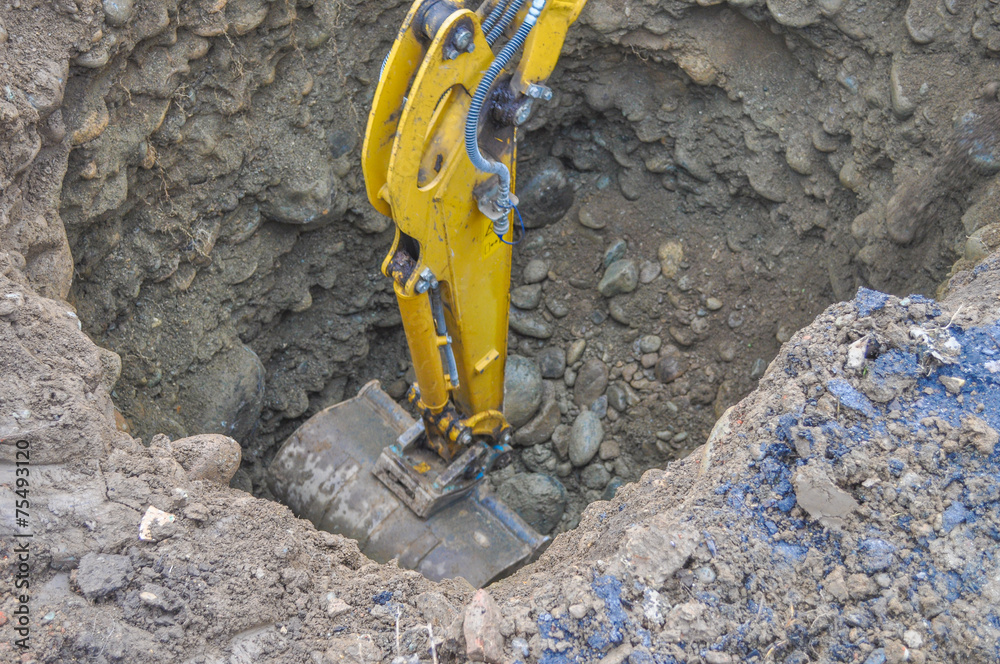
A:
4,0,1000,660
52,0,994,538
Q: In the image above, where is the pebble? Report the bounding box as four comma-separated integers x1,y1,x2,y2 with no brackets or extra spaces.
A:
566,339,586,365
514,385,561,446
690,317,709,335
509,309,553,339
103,0,134,26
580,464,611,490
602,477,623,500
618,168,644,201
727,311,744,329
657,241,684,279
598,259,639,298
606,384,629,412
638,260,661,284
750,358,767,380
776,323,795,343
639,334,662,354
574,358,609,407
599,438,621,460
569,410,604,466
511,284,542,310
578,205,606,230
705,297,723,311
546,298,570,318
590,395,608,419
497,473,567,534
536,347,566,379
523,259,549,284
603,239,628,268
655,351,686,384
608,299,630,325
564,368,576,387
668,325,695,347
718,343,737,362
503,355,543,427
552,424,571,459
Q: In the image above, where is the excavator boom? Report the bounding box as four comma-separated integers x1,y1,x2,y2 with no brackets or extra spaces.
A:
270,0,586,586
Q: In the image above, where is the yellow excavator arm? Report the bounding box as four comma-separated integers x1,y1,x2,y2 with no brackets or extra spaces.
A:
362,0,586,460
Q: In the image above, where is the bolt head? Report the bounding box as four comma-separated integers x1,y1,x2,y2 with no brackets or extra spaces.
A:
443,46,459,60
514,100,533,126
453,27,473,50
457,429,473,446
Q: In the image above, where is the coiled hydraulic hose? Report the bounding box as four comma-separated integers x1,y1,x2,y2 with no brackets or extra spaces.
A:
481,0,511,35
465,0,546,236
486,0,527,46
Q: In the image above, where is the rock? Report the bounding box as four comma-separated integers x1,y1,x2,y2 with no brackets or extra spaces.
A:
510,284,542,309
608,299,631,325
569,410,604,466
668,325,694,347
517,158,574,228
960,414,999,454
690,317,709,335
497,473,566,534
602,478,624,501
537,346,566,378
325,593,350,618
504,355,543,427
574,358,609,406
580,463,611,489
603,239,628,268
625,515,699,587
514,383,560,446
138,506,177,542
599,438,620,460
705,297,723,311
546,298,570,318
182,344,265,442
750,358,767,380
552,424,571,459
606,384,628,412
164,434,242,484
598,259,638,297
640,353,658,369
639,335,662,354
578,206,606,230
566,339,586,365
103,0,134,26
509,309,553,339
638,260,661,284
727,311,744,329
76,553,132,600
776,323,795,344
655,351,686,384
658,241,684,279
590,394,608,419
793,460,859,523
464,589,504,663
522,259,548,284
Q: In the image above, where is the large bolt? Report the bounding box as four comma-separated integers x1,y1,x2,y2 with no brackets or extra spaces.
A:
443,45,459,60
457,429,473,446
514,99,534,126
453,26,473,51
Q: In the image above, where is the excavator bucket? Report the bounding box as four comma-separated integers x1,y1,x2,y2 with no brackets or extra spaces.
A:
268,381,547,587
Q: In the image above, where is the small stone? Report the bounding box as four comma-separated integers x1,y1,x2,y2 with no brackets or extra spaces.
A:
608,299,630,325
504,355,543,428
569,604,588,619
603,239,628,268
750,358,767,380
590,395,608,419
705,297,722,311
536,347,566,378
511,284,542,309
599,438,620,460
578,206,606,230
546,298,569,318
657,241,684,279
638,335,662,354
76,553,132,600
464,589,505,663
580,464,611,489
602,477,623,500
509,309,553,339
522,259,549,284
517,158,574,228
718,343,736,362
161,434,242,484
326,593,351,618
497,474,566,534
103,0,134,26
569,410,604,466
566,339,586,365
727,311,744,329
618,168,644,201
640,353,658,369
552,424,571,459
564,368,576,387
939,376,965,395
903,630,923,650
574,359,609,407
690,317,709,335
776,323,795,344
598,260,639,297
638,260,661,284
668,326,694,347
606,384,628,412
655,351,686,384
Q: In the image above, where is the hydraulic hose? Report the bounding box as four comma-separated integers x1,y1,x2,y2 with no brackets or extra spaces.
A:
465,0,546,235
486,0,527,46
481,0,511,35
